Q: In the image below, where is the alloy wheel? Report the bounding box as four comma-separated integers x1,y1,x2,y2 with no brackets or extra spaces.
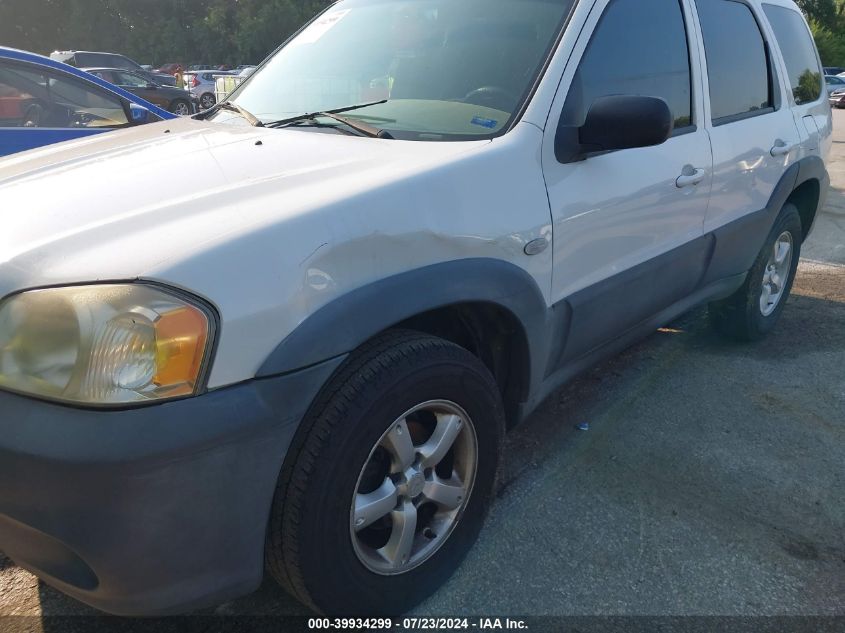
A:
760,231,794,317
350,400,478,575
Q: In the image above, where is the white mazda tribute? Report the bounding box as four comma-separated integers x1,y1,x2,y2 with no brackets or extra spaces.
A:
0,0,830,617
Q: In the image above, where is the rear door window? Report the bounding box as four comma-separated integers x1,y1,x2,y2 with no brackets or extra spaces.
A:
763,3,823,105
696,0,775,124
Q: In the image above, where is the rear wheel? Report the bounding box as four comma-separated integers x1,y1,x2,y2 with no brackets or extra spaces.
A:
266,330,505,615
709,203,803,341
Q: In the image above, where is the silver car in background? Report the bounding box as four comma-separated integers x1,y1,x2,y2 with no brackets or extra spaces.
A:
184,70,236,110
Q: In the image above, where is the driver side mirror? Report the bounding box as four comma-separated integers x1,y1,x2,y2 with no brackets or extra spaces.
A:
555,95,674,163
128,103,151,125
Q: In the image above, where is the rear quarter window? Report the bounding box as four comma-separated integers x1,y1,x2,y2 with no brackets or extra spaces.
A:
763,4,823,105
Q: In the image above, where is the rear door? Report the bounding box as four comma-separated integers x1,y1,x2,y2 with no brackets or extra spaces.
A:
691,0,800,262
542,0,714,362
761,2,832,160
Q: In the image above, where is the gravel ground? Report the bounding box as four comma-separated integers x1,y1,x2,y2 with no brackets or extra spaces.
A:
1,113,844,622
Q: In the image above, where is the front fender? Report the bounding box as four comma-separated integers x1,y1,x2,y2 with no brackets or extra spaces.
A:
257,258,552,399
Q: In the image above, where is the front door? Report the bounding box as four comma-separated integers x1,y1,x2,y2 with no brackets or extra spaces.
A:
112,71,169,109
0,60,129,157
542,0,713,363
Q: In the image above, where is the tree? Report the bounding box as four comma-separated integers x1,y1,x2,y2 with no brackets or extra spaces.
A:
0,0,328,65
797,0,838,25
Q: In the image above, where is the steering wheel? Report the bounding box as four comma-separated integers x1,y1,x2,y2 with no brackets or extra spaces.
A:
21,104,44,128
462,86,518,112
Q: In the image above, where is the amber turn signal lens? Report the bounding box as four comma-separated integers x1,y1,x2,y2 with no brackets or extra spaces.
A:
154,305,210,396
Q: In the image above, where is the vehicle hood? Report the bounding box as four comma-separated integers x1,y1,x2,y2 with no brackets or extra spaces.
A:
0,117,487,297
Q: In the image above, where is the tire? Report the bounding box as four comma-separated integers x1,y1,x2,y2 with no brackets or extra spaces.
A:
709,203,803,341
199,93,216,110
266,330,505,616
169,99,191,116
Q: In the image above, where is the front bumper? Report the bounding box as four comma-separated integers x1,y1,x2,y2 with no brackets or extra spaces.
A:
0,356,343,615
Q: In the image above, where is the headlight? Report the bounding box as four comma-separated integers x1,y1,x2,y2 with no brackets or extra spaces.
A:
0,284,215,406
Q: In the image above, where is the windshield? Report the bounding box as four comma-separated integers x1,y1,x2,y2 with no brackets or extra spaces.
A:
218,0,576,140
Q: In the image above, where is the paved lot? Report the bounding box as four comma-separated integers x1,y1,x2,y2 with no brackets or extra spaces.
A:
1,113,844,621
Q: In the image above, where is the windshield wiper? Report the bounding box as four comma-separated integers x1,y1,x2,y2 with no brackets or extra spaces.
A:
266,100,394,138
217,101,264,127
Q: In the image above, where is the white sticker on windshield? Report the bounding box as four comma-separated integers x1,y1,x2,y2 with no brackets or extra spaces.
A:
295,10,350,45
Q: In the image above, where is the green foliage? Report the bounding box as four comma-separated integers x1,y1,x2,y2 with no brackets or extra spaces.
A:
0,0,329,65
796,0,838,26
797,1,845,66
2,0,844,69
810,20,845,66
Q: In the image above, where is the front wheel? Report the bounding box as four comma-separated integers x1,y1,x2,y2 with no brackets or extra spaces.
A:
266,330,505,615
199,93,216,110
709,203,803,341
169,99,192,116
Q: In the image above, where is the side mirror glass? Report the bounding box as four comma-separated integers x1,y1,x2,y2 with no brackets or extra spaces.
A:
556,95,674,163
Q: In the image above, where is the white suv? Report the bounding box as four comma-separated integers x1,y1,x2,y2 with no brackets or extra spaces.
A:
0,0,830,618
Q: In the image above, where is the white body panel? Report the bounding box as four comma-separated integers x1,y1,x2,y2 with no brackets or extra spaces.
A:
0,118,552,388
541,0,713,302
0,0,829,395
688,0,807,234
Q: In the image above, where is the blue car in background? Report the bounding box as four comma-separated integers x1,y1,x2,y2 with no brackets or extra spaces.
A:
0,47,175,157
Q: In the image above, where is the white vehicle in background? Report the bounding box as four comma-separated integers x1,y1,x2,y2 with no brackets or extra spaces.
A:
183,69,235,110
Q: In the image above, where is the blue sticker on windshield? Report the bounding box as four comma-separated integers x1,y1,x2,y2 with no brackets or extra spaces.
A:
471,116,498,129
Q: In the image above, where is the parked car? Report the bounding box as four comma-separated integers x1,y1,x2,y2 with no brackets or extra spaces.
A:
184,70,234,110
823,66,845,75
50,51,177,87
0,47,174,156
0,0,830,619
85,68,198,115
825,74,845,93
238,66,257,78
187,64,215,72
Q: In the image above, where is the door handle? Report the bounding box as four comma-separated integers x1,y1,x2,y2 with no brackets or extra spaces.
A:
676,167,706,188
770,140,796,157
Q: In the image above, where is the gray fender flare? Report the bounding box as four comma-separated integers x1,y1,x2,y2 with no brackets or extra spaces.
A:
704,155,828,283
256,258,551,400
